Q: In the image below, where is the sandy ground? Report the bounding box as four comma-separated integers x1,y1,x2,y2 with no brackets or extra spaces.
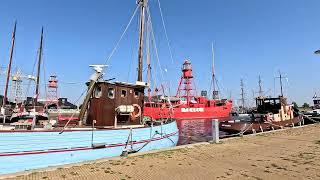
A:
5,124,320,180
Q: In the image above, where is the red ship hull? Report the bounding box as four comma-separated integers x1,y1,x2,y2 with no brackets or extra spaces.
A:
144,60,233,120
144,100,232,120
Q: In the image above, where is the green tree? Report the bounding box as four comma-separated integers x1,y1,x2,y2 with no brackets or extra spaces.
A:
292,102,298,109
302,103,310,108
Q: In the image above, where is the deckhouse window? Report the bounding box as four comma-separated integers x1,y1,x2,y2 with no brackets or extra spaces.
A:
121,90,127,98
134,91,139,98
94,86,102,98
108,88,115,99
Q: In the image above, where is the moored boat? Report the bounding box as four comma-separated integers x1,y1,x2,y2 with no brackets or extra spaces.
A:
220,96,303,134
144,60,232,120
302,94,320,122
0,0,178,175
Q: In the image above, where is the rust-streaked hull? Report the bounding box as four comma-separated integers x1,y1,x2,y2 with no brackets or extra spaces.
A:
219,116,303,134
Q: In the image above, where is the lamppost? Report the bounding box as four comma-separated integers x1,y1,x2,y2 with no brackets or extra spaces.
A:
314,49,320,54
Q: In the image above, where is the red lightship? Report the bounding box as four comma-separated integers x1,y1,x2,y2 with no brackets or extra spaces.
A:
144,60,232,120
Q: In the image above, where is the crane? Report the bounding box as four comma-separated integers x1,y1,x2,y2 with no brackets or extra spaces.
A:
11,69,36,103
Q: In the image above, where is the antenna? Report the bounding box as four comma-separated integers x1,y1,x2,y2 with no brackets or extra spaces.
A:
89,65,108,73
275,71,287,97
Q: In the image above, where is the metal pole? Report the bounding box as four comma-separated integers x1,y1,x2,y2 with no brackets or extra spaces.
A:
137,0,147,82
3,21,17,106
35,27,44,105
212,119,219,143
279,73,283,97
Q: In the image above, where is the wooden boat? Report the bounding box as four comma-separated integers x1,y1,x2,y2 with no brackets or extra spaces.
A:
220,96,303,134
0,0,178,175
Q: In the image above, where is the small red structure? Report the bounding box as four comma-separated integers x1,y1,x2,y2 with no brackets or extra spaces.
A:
45,75,59,108
144,60,233,120
176,60,194,106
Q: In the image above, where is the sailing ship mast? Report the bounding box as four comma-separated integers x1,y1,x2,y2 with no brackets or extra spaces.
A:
34,27,44,105
3,21,17,106
79,0,148,121
137,0,147,82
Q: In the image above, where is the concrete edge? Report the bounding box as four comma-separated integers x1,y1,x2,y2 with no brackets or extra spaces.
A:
0,142,209,179
1,123,318,179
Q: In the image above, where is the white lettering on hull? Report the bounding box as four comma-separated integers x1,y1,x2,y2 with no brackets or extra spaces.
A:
181,108,204,112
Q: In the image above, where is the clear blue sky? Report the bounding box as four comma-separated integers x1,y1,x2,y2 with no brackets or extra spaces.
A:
0,0,319,106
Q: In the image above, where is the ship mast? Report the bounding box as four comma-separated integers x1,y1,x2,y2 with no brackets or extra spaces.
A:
240,79,245,113
276,71,286,97
34,27,44,105
3,21,17,106
258,75,263,97
137,0,147,82
78,1,148,122
146,11,152,101
211,42,219,100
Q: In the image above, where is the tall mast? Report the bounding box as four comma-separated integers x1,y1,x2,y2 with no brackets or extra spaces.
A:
279,73,283,97
211,42,218,99
35,27,44,105
258,75,263,97
146,15,152,101
240,79,245,112
275,71,286,97
3,21,17,106
137,0,147,82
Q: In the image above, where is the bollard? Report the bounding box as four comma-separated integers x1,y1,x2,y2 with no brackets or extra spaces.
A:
212,119,219,143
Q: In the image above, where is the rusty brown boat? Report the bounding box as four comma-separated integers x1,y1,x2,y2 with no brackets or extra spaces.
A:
220,96,303,134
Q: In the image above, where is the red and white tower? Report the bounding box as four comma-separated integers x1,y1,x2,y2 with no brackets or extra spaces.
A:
176,60,195,105
45,75,59,108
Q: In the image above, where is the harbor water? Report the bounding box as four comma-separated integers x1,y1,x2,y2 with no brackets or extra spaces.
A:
177,118,230,145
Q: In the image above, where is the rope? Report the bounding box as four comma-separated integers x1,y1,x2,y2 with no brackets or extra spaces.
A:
42,50,47,100
103,5,139,66
302,114,319,123
157,0,174,64
131,129,175,153
146,7,165,84
59,89,87,134
25,50,38,97
221,122,254,138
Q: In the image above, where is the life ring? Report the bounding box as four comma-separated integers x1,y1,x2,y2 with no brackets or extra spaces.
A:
130,104,141,120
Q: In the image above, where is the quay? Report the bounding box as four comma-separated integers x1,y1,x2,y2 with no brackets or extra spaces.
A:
3,124,320,180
